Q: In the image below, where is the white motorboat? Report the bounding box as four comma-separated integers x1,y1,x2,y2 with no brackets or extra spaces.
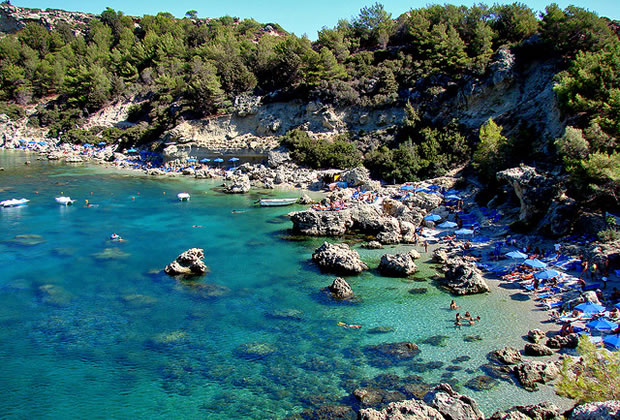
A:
177,192,191,201
259,198,298,207
1,198,29,207
55,196,75,206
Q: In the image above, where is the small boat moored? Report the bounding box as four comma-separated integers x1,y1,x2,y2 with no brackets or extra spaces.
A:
259,198,298,207
177,192,191,202
1,198,30,207
55,196,75,206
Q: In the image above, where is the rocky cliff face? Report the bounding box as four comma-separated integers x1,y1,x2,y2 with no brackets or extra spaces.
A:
0,3,93,35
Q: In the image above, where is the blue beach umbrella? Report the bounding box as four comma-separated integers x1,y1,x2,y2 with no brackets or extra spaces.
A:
603,334,620,350
438,221,458,228
83,143,92,147
534,269,560,280
575,302,606,314
400,185,415,191
586,319,618,331
28,140,36,144
97,141,107,146
455,228,474,236
616,303,620,310
424,214,441,222
200,158,210,163
427,185,441,190
505,250,528,259
127,148,138,153
445,189,460,195
524,258,547,269
19,139,26,143
187,158,197,163
38,141,48,145
213,158,224,163
229,157,239,162
445,195,461,200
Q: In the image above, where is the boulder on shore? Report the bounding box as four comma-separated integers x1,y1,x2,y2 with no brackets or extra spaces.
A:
490,346,522,365
312,242,368,275
571,400,620,420
164,248,208,276
513,360,560,391
290,209,353,236
378,251,419,277
523,343,553,357
439,256,489,295
489,402,561,420
325,277,354,300
423,383,485,420
359,399,445,420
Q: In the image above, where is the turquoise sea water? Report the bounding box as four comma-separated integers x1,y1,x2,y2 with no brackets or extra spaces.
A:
0,150,568,419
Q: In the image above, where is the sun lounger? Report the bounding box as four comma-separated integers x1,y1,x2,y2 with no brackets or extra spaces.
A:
544,301,564,310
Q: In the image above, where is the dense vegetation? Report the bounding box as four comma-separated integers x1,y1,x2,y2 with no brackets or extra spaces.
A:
557,336,620,403
0,2,618,200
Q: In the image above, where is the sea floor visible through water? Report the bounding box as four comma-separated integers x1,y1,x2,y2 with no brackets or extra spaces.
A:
0,150,571,419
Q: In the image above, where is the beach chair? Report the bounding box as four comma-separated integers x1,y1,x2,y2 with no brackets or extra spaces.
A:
543,301,563,310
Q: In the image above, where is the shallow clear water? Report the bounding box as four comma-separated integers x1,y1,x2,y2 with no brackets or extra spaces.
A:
0,150,568,418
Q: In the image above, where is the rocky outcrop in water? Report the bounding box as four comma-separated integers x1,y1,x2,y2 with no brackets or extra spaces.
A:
311,242,368,275
325,277,354,300
378,251,419,277
164,248,208,277
222,174,251,193
438,256,490,295
290,209,353,236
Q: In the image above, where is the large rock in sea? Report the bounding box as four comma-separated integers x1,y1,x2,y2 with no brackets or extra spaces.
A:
423,383,485,420
290,209,353,236
378,251,419,277
439,256,489,295
359,399,445,420
513,360,560,391
325,277,354,300
164,248,208,276
312,242,368,275
571,400,620,420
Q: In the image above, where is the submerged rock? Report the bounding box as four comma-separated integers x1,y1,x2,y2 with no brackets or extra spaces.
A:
4,234,45,246
235,342,276,359
265,308,304,321
367,326,395,334
325,277,355,300
378,251,418,277
362,240,384,249
37,284,73,307
420,335,449,347
312,242,368,275
91,247,130,260
465,375,499,391
363,342,420,367
164,248,208,277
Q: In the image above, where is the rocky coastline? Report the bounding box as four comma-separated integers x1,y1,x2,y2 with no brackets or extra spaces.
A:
1,141,619,419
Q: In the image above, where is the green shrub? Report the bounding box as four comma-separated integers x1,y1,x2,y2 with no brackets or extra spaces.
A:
0,102,25,120
556,335,620,403
598,228,619,243
281,129,362,169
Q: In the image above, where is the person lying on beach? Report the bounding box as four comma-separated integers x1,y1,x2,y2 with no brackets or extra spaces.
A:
450,300,460,310
560,322,574,336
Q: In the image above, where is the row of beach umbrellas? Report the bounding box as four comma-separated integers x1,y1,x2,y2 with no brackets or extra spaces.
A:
186,157,238,164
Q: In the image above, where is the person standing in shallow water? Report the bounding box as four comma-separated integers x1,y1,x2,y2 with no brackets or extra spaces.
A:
424,240,428,253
